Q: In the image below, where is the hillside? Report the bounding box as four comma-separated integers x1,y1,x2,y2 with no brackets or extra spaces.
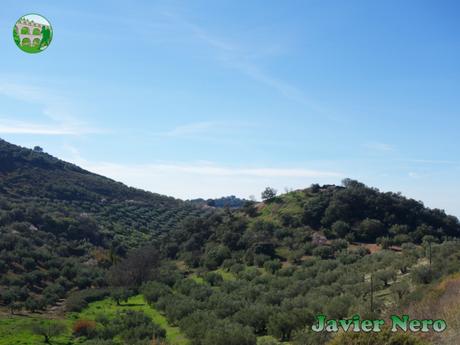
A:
0,139,202,236
0,138,203,313
1,138,460,345
151,181,460,345
162,180,460,267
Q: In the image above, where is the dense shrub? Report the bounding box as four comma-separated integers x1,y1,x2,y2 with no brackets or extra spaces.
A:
73,319,97,338
66,289,110,312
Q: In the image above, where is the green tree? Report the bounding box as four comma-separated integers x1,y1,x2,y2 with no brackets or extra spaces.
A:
25,297,44,313
264,259,282,274
31,320,67,344
358,218,384,242
261,187,277,201
375,269,396,287
142,281,172,305
411,266,433,284
391,281,410,301
234,304,274,335
331,220,351,238
313,246,335,259
110,287,131,306
203,320,256,345
268,312,299,341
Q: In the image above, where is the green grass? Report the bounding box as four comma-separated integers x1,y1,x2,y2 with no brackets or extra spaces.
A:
0,294,188,345
0,315,73,345
69,295,188,345
275,246,291,260
256,190,305,226
189,274,206,284
214,268,236,281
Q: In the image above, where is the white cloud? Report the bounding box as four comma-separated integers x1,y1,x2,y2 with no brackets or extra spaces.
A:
159,121,253,138
0,81,100,135
0,121,78,135
68,156,343,200
408,172,420,179
161,121,220,137
0,119,100,135
232,61,328,113
80,161,342,179
406,159,458,165
365,142,394,152
164,14,330,115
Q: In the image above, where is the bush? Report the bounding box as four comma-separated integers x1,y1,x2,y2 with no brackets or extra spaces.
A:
142,281,172,305
73,319,97,338
24,297,45,313
411,266,434,285
203,320,256,345
312,246,334,259
115,310,166,341
204,272,224,286
264,260,282,274
66,289,110,312
66,295,88,312
254,254,271,267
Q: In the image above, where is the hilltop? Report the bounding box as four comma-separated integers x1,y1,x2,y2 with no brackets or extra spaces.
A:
162,180,460,267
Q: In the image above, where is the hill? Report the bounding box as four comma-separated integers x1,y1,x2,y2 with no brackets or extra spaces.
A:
259,180,459,243
0,138,203,312
0,139,202,236
1,138,460,345
163,180,460,266
151,181,460,345
188,196,248,209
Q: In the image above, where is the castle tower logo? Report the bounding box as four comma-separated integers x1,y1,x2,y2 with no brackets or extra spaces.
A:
13,14,53,54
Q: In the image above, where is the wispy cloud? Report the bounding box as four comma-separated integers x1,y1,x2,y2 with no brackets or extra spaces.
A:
159,121,252,138
163,13,329,115
408,172,421,179
77,161,342,179
405,159,459,165
0,119,99,136
66,150,342,199
365,142,394,152
0,80,101,136
161,121,221,137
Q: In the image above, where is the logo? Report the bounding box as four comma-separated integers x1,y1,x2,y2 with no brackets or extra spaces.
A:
13,14,53,54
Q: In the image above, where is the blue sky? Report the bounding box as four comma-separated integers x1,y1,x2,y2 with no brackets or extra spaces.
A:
1,0,459,216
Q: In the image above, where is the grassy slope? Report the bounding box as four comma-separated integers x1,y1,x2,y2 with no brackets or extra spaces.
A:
69,295,188,345
0,316,73,345
403,274,460,345
0,295,188,345
257,191,305,225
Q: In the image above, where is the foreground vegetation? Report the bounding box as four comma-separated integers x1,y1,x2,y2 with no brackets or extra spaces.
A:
1,138,460,344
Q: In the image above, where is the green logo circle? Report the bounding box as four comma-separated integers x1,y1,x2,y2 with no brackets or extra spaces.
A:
13,14,53,54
